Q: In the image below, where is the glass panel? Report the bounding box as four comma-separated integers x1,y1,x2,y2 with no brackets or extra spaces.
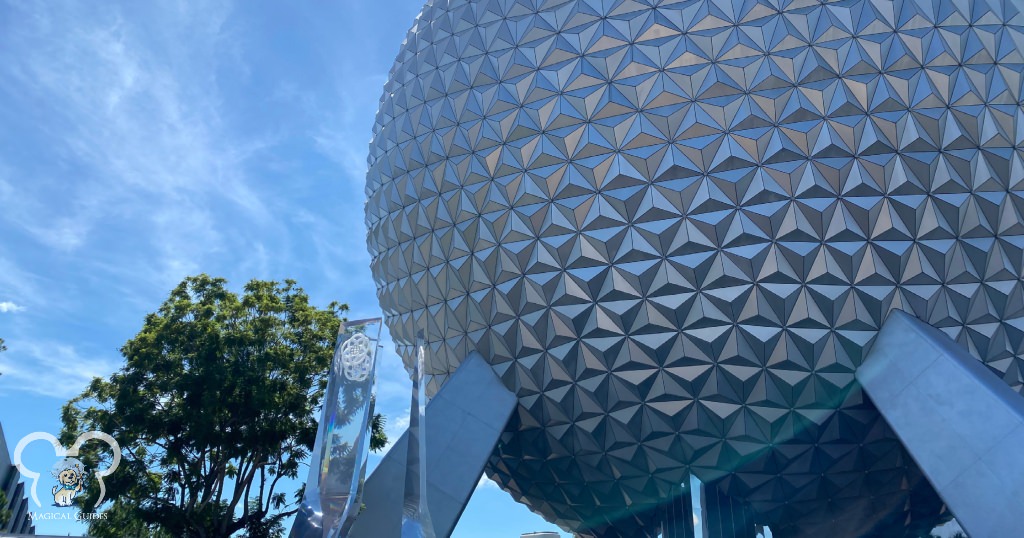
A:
291,318,383,538
401,331,436,537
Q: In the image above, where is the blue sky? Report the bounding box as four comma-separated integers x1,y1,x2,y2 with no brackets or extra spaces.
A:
0,1,567,536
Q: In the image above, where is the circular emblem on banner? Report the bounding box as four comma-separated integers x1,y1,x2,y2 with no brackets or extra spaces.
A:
339,332,373,382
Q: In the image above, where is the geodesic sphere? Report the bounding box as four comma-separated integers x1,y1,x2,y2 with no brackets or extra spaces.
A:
365,0,1024,534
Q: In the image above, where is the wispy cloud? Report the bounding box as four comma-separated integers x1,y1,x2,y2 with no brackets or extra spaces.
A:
381,412,410,453
0,301,24,313
476,475,500,490
0,1,274,290
0,340,120,399
0,255,48,312
307,53,389,185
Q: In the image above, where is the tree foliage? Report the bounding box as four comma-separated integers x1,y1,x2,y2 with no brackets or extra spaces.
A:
370,410,387,452
61,274,386,537
84,498,174,538
0,489,9,528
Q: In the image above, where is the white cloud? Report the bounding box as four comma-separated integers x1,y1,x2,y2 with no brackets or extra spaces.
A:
476,475,500,490
0,340,121,399
310,76,389,184
929,520,966,538
0,1,275,290
381,412,410,453
0,256,47,312
0,301,24,313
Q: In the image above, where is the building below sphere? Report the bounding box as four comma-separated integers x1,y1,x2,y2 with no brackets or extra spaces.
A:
0,422,36,535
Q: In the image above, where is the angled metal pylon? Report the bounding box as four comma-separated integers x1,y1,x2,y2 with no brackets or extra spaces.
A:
859,310,1024,538
348,351,518,537
291,318,383,538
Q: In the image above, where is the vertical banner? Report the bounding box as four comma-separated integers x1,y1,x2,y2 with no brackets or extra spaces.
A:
291,317,383,538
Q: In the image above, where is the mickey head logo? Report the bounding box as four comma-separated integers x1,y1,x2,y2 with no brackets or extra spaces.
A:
13,431,121,509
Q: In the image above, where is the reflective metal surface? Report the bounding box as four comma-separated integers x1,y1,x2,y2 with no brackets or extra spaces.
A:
860,310,1024,538
291,319,382,538
363,0,1024,534
348,352,517,538
662,474,759,538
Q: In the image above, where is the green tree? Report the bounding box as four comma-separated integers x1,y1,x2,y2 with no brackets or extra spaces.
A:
85,498,174,538
61,274,387,537
370,408,387,452
0,489,10,528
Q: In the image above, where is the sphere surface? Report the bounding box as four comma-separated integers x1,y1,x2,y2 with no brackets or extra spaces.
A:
365,0,1024,534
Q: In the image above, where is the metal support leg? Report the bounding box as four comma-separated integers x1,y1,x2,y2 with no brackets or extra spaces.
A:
858,309,1024,538
348,352,517,537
